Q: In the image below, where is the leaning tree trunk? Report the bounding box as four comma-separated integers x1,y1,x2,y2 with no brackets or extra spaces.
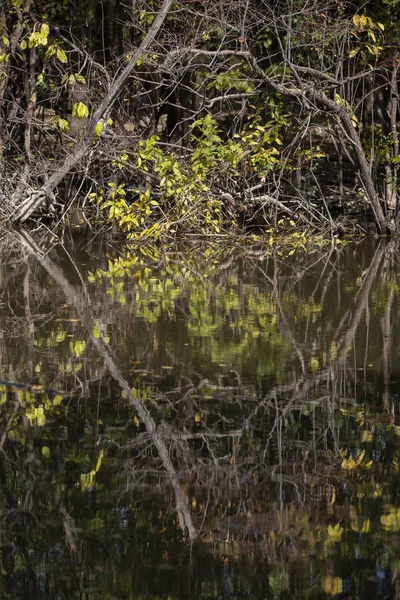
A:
12,0,174,223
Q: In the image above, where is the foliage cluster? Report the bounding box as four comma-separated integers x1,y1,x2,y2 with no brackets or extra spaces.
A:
3,0,400,233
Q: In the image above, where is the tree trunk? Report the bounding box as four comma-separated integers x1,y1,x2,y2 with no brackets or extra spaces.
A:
12,0,174,223
244,53,388,233
23,46,37,165
0,2,30,164
388,57,399,226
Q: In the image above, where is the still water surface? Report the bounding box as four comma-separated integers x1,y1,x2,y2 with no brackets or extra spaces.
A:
0,232,399,598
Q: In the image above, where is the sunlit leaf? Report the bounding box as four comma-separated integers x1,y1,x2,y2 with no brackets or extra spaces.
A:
351,518,370,533
56,47,67,63
327,523,344,541
381,511,400,532
40,23,50,37
323,576,343,596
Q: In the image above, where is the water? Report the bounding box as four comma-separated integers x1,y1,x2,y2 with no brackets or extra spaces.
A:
1,231,399,598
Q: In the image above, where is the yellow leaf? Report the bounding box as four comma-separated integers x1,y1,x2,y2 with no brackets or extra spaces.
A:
361,430,373,442
327,523,344,541
72,102,89,119
356,449,366,465
351,518,370,533
95,121,103,137
40,23,50,37
95,449,104,473
323,576,343,596
74,340,86,357
362,518,370,533
56,47,67,63
381,512,399,532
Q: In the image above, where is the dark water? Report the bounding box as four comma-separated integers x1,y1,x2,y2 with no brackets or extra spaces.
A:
1,231,400,598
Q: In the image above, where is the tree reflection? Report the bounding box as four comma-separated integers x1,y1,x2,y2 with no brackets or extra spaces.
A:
0,232,398,596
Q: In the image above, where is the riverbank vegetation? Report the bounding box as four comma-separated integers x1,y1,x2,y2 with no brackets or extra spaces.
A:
1,0,400,236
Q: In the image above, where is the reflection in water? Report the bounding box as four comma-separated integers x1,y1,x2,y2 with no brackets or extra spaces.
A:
0,233,399,597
